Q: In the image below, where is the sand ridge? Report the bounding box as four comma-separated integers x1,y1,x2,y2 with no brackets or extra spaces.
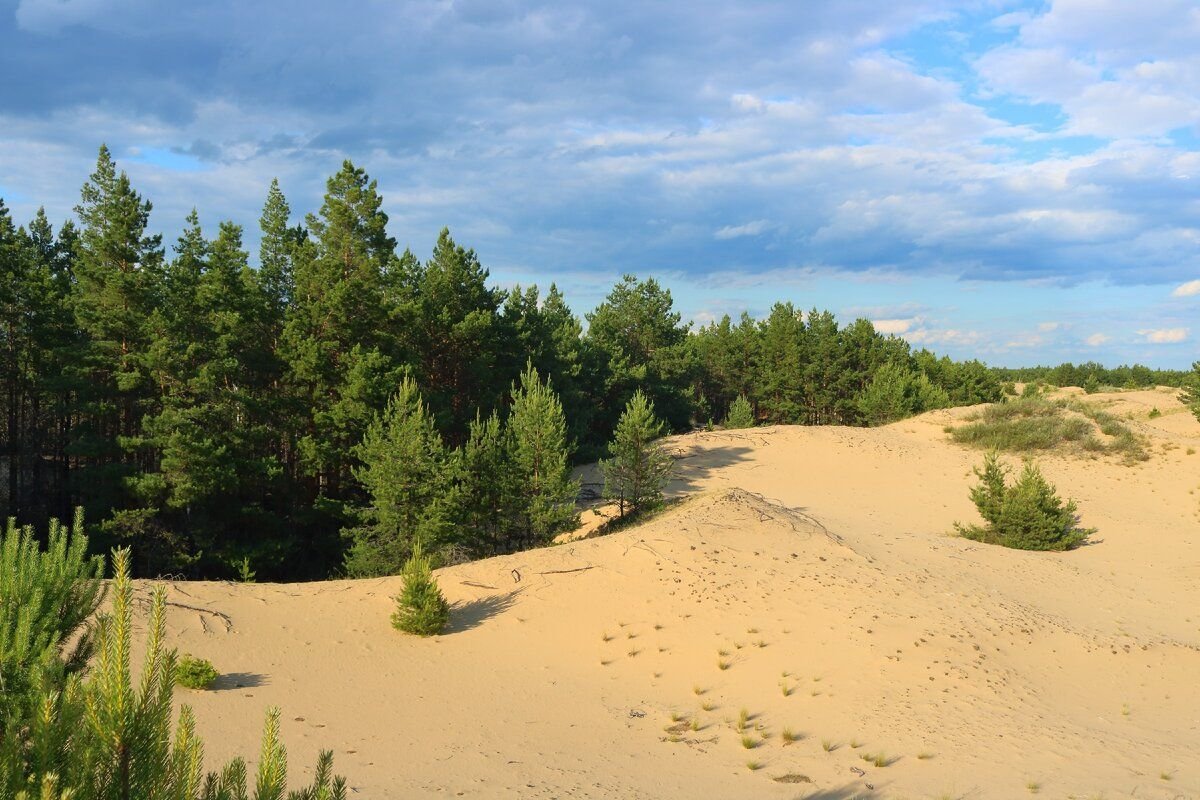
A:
133,387,1200,798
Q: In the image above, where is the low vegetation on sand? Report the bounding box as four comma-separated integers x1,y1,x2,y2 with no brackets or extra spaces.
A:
949,394,1148,462
0,513,347,799
956,453,1095,551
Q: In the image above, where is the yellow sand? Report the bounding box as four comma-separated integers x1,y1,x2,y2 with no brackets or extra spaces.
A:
136,387,1200,798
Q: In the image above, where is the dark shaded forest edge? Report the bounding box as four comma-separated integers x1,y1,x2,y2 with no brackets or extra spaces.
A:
0,147,1190,580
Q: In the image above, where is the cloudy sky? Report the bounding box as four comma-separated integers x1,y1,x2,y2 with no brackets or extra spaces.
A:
1,0,1198,368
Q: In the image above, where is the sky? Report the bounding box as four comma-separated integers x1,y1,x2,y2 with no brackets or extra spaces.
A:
1,0,1198,369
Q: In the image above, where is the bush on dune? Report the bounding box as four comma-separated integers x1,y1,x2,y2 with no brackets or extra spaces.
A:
956,453,1095,551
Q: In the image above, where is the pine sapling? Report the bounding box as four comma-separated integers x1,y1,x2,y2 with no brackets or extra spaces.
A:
391,541,450,635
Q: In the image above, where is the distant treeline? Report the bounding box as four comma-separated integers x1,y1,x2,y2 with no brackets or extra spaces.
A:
992,363,1190,390
8,146,1158,580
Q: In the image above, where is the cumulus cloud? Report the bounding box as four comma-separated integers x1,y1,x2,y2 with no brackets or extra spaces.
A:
872,317,920,334
1084,333,1111,346
1173,279,1200,297
0,0,1196,368
1137,327,1189,343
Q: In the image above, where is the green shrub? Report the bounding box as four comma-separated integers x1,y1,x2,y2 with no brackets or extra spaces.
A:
175,655,220,689
950,395,1147,462
955,453,1094,551
1180,363,1200,422
391,541,450,636
1148,407,1161,419
1083,374,1100,394
601,390,674,517
723,394,755,429
0,509,104,738
0,519,346,800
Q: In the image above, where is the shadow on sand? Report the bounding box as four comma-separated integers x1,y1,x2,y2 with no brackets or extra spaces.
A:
445,591,520,634
209,671,268,691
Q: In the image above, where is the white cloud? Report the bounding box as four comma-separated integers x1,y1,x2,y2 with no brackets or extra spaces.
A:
714,220,771,240
1084,333,1110,346
1172,279,1200,297
1037,321,1060,332
1137,327,1189,343
872,317,920,334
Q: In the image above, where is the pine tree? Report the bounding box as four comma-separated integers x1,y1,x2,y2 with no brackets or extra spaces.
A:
392,228,508,444
71,145,165,550
754,303,805,424
955,453,1094,551
507,365,579,545
258,179,295,319
391,540,450,636
345,377,449,576
1180,362,1200,422
584,275,694,443
445,412,517,558
723,394,755,429
281,161,399,506
601,390,674,518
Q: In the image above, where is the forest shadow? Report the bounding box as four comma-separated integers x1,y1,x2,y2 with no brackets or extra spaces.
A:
445,591,520,634
666,442,756,494
210,672,268,691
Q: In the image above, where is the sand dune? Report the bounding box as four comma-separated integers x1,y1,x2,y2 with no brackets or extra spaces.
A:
134,387,1200,799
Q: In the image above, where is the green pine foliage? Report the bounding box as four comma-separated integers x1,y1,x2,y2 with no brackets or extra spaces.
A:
345,377,450,577
507,365,580,546
1181,362,1200,422
723,394,755,429
856,362,950,426
0,509,104,735
391,541,450,636
955,453,1095,551
0,521,346,800
601,391,674,517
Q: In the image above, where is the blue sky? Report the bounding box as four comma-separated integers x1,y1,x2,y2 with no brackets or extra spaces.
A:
1,0,1197,368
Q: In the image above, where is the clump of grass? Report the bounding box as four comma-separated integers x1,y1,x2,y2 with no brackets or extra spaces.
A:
626,631,637,639
917,751,934,760
1026,780,1040,793
670,711,684,723
746,627,759,634
627,648,640,657
740,735,759,749
175,655,219,690
601,631,613,642
718,648,730,657
781,727,798,744
1160,771,1173,781
821,739,836,753
949,395,1148,462
736,708,750,732
654,623,663,630
1148,407,1161,419
693,684,706,696
754,639,767,648
690,718,702,732
862,752,890,767
700,700,716,712
849,738,862,749
780,681,793,697
746,760,763,771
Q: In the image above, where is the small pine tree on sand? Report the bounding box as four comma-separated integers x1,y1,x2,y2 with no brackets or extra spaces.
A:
955,452,1094,551
723,394,755,429
391,540,450,636
601,390,674,518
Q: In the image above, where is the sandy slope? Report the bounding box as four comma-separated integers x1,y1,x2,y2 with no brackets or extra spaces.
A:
134,387,1200,799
